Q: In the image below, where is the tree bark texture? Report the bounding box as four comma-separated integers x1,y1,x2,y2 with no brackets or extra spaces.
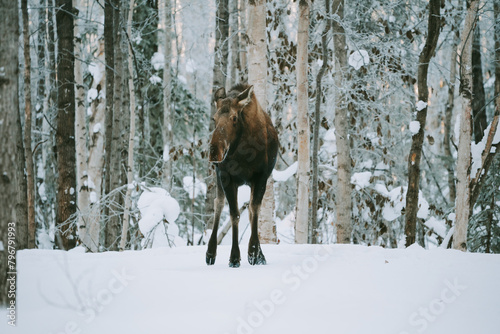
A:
56,0,77,250
332,0,352,244
453,0,479,252
295,0,310,244
404,0,440,247
471,24,487,143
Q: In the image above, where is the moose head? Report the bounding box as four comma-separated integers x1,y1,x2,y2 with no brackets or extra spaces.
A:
209,85,254,163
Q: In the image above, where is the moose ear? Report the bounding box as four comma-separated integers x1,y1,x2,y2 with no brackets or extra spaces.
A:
237,85,254,107
214,87,226,102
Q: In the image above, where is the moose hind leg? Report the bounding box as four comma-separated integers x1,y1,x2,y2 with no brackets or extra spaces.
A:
248,179,267,265
206,176,225,265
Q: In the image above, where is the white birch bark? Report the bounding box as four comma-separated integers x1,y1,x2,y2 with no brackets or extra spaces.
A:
120,0,137,251
453,0,479,252
248,0,277,244
332,0,352,244
74,0,91,249
295,0,310,244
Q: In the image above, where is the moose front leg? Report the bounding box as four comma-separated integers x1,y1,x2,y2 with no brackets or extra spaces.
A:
224,184,241,268
248,177,267,265
206,175,225,265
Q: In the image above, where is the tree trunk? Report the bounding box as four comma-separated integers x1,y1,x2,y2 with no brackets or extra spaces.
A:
295,0,310,244
471,24,487,143
105,0,125,251
444,22,458,205
332,0,352,244
238,0,248,82
248,0,277,244
0,0,22,305
453,0,479,252
404,0,441,247
22,0,36,249
103,0,115,245
74,1,91,250
311,0,330,244
205,0,229,232
162,0,173,190
471,22,488,143
56,0,77,250
227,0,240,88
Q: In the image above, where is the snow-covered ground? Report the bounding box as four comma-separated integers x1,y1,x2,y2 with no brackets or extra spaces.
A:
3,244,500,334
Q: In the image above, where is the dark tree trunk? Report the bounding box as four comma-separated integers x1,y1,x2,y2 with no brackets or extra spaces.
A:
472,24,487,143
22,0,36,249
103,0,115,248
105,0,125,251
205,0,229,231
0,0,22,306
311,0,330,244
55,0,77,250
404,0,441,247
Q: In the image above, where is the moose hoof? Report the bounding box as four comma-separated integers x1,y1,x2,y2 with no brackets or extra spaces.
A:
248,253,266,266
228,260,240,268
206,253,216,266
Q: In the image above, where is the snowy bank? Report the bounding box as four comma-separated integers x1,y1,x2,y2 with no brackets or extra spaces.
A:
3,244,500,334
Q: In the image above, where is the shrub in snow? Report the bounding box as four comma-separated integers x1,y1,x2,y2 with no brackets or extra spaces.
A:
138,187,183,248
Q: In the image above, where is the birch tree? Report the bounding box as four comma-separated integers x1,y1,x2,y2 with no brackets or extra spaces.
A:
404,0,441,247
248,0,277,244
295,0,310,244
120,0,137,251
56,0,77,250
205,0,229,232
453,0,479,251
332,0,352,244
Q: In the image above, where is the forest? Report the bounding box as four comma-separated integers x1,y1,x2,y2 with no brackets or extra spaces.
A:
0,0,500,331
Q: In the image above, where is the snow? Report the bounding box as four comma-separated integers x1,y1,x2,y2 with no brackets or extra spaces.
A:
351,171,371,190
424,217,447,238
149,75,162,85
151,52,164,71
87,88,98,102
0,241,3,251
88,62,104,85
322,128,336,154
382,186,429,221
272,161,298,182
4,244,500,334
409,121,420,135
186,59,196,74
93,123,101,133
137,187,182,248
416,100,427,111
348,49,370,70
182,176,207,200
89,191,97,204
470,120,500,178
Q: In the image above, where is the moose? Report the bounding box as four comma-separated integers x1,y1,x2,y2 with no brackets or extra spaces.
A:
206,83,279,268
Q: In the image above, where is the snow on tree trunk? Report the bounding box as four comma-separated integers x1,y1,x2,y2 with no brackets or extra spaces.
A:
56,0,77,250
404,0,441,247
453,0,479,252
22,0,36,249
238,0,247,83
295,0,310,244
161,0,173,190
332,0,352,244
205,0,229,232
120,0,137,251
248,0,277,244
